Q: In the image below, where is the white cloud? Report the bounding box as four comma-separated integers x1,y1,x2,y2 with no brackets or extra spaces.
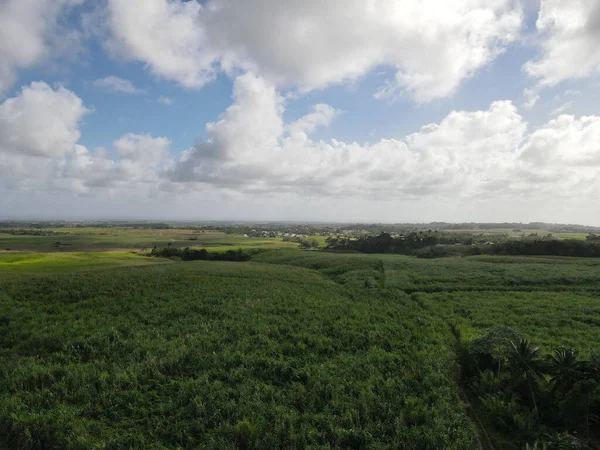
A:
0,83,171,194
0,0,84,94
168,74,527,198
57,134,171,193
0,82,90,190
114,134,170,166
551,101,573,116
525,0,600,86
103,0,523,102
520,114,600,167
104,0,217,88
92,76,144,94
158,96,174,105
53,135,171,195
522,88,540,109
4,74,600,221
165,74,600,206
287,104,340,139
0,82,90,159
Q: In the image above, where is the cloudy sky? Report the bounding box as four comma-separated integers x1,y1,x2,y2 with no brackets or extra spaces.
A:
1,0,600,223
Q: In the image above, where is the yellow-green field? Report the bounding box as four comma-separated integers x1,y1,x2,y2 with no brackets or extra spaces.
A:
0,228,313,272
0,228,300,254
0,251,171,272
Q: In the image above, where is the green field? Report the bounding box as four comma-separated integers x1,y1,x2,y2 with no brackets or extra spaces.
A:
0,228,298,253
445,228,589,240
0,252,172,273
1,229,600,449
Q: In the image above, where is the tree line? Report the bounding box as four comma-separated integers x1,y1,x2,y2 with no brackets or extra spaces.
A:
489,240,600,257
325,232,600,258
325,232,476,254
0,228,68,236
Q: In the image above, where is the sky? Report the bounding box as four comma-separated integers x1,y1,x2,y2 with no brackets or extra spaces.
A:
1,0,600,224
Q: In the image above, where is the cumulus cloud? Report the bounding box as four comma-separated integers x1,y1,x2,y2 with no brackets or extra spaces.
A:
0,82,170,194
164,73,600,205
525,0,600,86
0,82,90,190
104,0,217,88
287,104,340,139
168,74,528,198
115,134,170,167
103,0,523,102
0,0,84,94
4,75,600,216
92,76,144,94
520,114,600,167
0,82,90,159
57,134,171,193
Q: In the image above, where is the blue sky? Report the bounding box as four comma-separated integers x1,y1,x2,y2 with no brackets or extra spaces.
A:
1,0,600,223
5,14,537,151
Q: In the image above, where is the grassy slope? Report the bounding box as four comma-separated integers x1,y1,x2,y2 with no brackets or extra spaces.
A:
254,250,600,293
422,290,600,354
0,262,476,450
264,250,600,338
0,252,170,273
2,246,600,448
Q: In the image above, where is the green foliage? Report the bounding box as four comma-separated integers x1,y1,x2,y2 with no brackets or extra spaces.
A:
149,246,262,261
547,348,588,395
0,227,297,253
507,338,546,381
455,330,600,449
325,232,600,258
489,240,600,257
3,238,600,448
0,262,477,449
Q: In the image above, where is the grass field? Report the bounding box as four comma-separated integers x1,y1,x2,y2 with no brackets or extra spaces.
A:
0,229,298,253
1,229,600,449
0,252,170,273
0,261,477,449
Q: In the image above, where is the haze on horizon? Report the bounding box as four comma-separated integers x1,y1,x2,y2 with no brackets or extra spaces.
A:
1,0,600,225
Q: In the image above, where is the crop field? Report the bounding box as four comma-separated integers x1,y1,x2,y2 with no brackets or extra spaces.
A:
0,229,298,253
444,228,589,240
0,261,477,449
1,229,600,449
0,252,170,273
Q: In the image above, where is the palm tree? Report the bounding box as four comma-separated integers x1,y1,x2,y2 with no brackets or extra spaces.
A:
586,350,600,381
507,338,547,415
547,347,586,395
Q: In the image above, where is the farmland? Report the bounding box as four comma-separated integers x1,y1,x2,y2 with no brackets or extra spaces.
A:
0,228,298,254
1,227,600,449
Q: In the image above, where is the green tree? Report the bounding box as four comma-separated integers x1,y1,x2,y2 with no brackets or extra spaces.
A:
547,348,587,395
507,338,547,415
558,379,597,437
